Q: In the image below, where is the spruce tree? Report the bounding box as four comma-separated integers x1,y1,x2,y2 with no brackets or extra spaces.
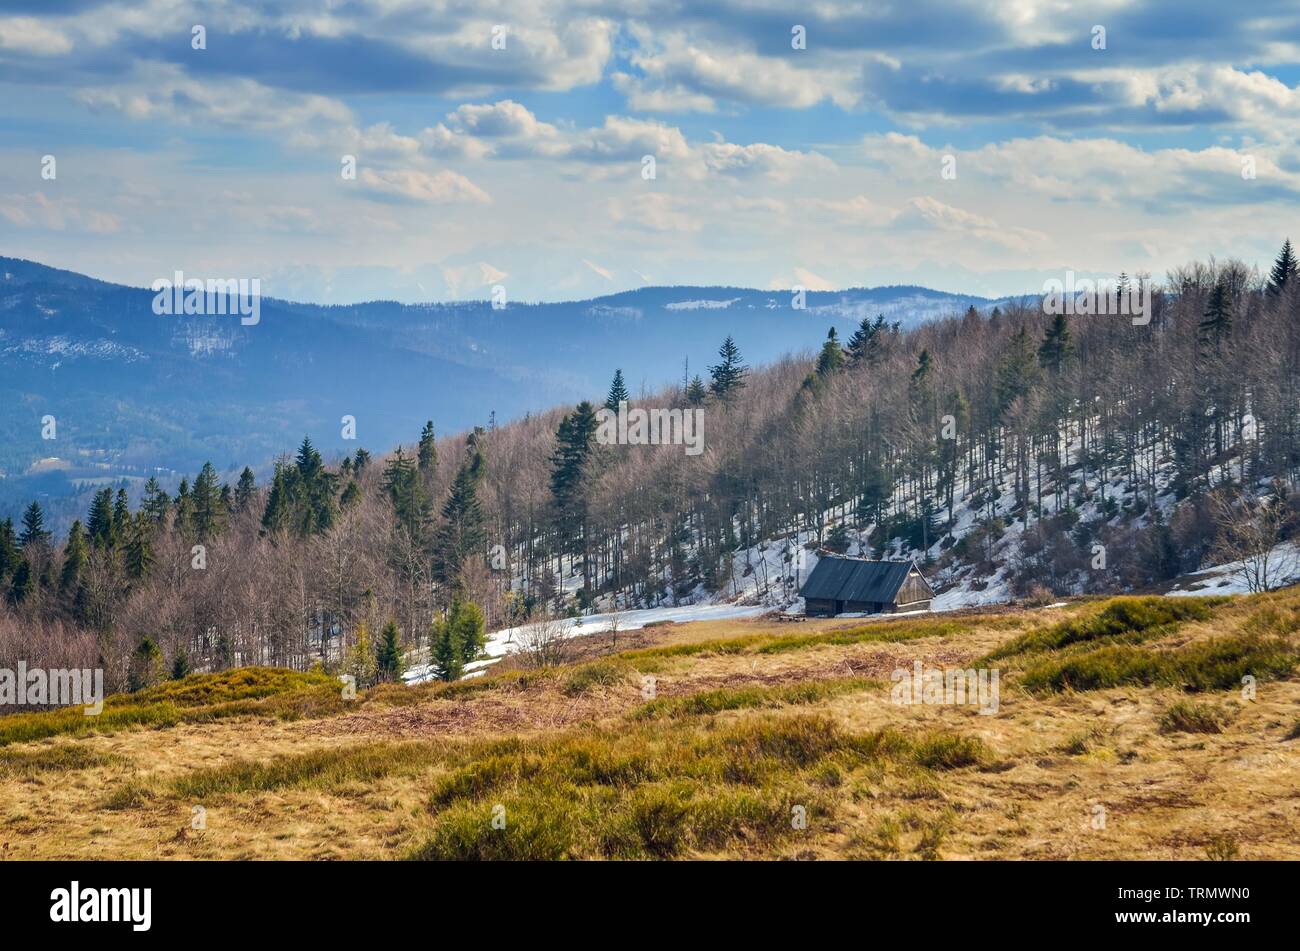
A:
1198,280,1233,351
447,599,486,668
295,436,337,535
87,488,116,549
605,369,630,411
60,520,88,595
1268,238,1298,295
192,462,227,541
7,559,32,605
685,375,708,406
173,478,195,540
381,447,427,540
141,477,170,526
19,502,51,549
375,619,404,682
814,327,846,378
340,479,362,508
0,518,19,584
113,488,130,535
417,421,438,473
125,512,154,581
234,467,256,511
847,314,886,365
433,434,486,589
128,637,164,692
994,327,1041,415
549,403,599,590
430,613,464,682
708,336,748,401
1037,314,1074,373
260,464,294,535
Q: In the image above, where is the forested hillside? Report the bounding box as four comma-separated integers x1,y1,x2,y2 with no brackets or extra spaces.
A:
2,246,1298,694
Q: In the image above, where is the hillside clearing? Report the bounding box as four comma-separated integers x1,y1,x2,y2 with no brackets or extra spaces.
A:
1,591,1297,860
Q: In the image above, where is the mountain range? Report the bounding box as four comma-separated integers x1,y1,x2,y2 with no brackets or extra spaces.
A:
0,256,1007,523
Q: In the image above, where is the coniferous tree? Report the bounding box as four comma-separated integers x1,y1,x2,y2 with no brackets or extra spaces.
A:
87,488,116,549
347,621,377,687
19,502,51,549
141,477,170,526
0,518,19,585
192,462,227,541
128,637,164,692
814,328,846,378
260,465,294,535
417,421,438,473
234,467,256,511
1038,314,1074,373
708,336,748,402
340,479,362,508
449,599,487,668
125,512,154,581
995,326,1041,415
685,375,708,406
113,488,130,535
173,478,195,540
429,613,464,682
353,448,371,474
7,558,32,605
375,619,404,682
1267,238,1297,295
847,314,887,365
295,436,337,535
381,447,427,540
60,520,88,595
605,369,630,411
171,651,191,679
434,432,486,590
550,403,599,591
1198,280,1233,351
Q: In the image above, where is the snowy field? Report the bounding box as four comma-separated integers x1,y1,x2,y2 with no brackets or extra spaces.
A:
404,603,770,683
1167,541,1300,597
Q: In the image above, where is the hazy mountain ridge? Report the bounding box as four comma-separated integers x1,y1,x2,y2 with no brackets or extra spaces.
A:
0,257,1001,523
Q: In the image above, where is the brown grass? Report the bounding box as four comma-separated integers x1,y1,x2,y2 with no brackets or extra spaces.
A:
1,590,1297,860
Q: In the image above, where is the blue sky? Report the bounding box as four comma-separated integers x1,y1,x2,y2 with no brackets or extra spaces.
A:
2,0,1299,302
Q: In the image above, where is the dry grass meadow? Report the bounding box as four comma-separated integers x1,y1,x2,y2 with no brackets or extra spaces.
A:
2,589,1298,860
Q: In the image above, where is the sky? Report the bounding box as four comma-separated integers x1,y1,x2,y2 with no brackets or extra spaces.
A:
1,0,1299,303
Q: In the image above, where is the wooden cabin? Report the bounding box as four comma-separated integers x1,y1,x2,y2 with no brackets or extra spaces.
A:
799,554,933,617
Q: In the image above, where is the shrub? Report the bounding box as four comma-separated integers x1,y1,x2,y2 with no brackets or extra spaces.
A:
1020,634,1295,694
1160,701,1232,734
561,660,632,697
988,597,1216,661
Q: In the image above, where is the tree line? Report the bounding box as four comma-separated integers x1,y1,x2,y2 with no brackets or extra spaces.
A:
2,243,1298,692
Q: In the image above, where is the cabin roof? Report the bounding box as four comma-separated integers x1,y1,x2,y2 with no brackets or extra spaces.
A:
798,554,930,604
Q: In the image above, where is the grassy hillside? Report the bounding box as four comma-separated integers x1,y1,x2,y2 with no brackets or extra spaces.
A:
2,591,1298,860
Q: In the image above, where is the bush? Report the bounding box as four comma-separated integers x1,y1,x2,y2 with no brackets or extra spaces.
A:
1160,701,1232,734
561,660,632,697
1020,634,1295,694
988,596,1216,661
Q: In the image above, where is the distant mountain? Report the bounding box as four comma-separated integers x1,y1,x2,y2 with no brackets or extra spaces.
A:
0,257,1003,521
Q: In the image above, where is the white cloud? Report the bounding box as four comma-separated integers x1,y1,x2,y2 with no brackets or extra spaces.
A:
358,168,491,205
0,17,73,55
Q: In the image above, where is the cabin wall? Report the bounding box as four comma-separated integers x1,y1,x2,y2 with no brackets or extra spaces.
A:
896,575,932,605
805,598,838,617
